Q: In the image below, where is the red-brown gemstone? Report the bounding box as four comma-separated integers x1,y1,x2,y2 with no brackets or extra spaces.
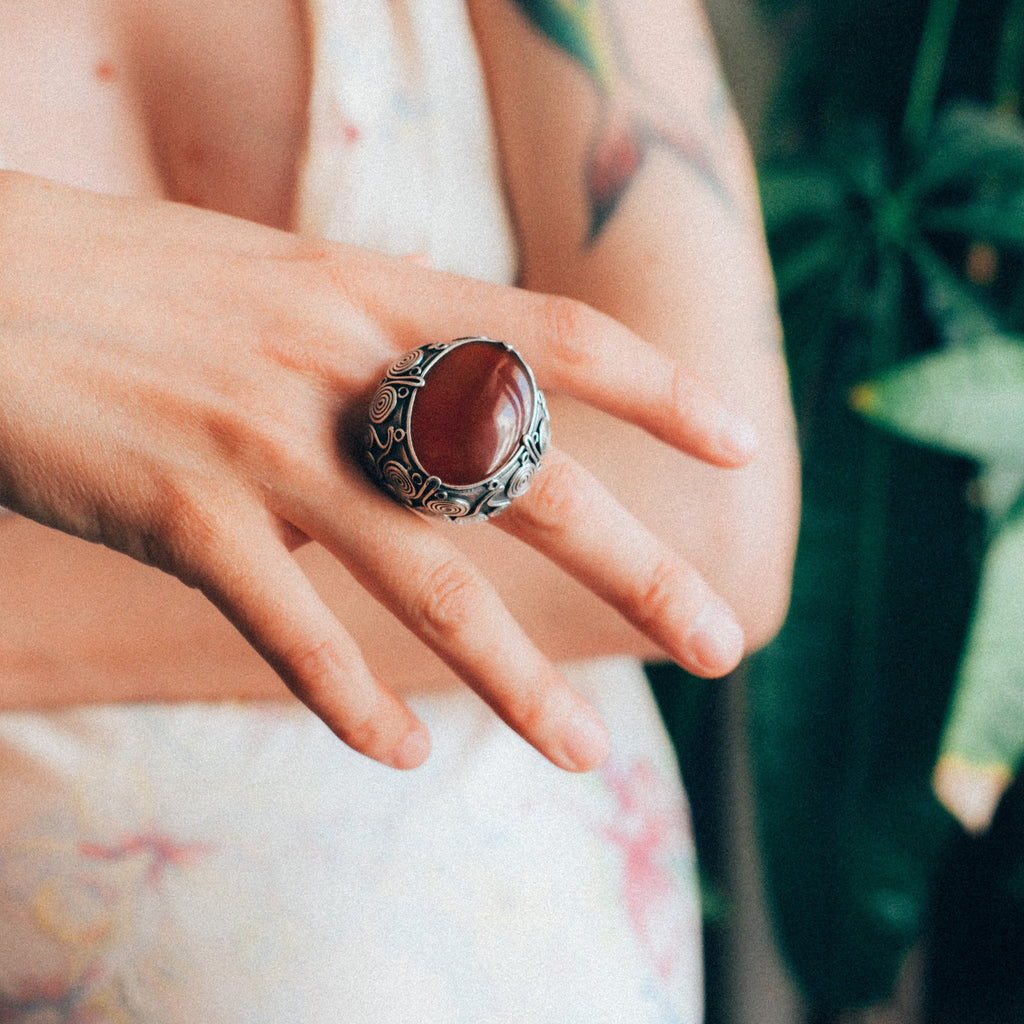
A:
410,340,533,485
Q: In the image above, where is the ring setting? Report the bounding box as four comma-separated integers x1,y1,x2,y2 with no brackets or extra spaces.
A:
363,337,550,522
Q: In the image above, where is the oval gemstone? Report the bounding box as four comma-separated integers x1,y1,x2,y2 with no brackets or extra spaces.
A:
410,340,533,486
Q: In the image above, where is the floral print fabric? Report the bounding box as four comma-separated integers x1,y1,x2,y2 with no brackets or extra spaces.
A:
297,0,518,285
0,658,702,1023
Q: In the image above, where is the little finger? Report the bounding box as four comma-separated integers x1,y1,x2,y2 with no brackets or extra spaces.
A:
196,510,432,770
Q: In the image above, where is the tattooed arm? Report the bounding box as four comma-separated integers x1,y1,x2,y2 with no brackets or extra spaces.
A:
467,0,799,649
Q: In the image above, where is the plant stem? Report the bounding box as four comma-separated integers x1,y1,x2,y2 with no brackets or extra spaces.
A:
902,0,961,152
850,255,902,804
995,0,1024,114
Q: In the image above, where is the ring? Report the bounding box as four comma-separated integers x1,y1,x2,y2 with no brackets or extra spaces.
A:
363,337,551,522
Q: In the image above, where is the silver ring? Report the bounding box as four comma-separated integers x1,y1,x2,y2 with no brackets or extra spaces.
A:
363,337,551,522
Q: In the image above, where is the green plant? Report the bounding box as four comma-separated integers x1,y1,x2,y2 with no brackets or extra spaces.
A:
749,0,1024,1015
856,329,1024,830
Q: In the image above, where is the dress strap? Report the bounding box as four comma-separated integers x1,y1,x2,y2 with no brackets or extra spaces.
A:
296,0,517,285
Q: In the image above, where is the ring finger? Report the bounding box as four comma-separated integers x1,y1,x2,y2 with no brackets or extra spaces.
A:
301,486,612,773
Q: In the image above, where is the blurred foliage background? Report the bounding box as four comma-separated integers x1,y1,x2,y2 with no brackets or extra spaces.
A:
658,1,1024,1021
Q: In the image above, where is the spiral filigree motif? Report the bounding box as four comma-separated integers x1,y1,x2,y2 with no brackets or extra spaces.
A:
382,461,418,500
388,349,424,375
369,384,398,424
424,497,472,518
507,461,537,499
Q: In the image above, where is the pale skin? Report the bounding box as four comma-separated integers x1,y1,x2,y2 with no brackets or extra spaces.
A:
0,0,799,772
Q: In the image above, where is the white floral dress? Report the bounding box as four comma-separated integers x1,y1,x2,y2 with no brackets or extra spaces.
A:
0,2,704,1021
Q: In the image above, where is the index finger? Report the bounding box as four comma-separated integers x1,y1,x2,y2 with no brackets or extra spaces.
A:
353,255,760,468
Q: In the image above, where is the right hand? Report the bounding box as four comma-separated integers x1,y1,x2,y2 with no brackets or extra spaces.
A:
0,172,755,771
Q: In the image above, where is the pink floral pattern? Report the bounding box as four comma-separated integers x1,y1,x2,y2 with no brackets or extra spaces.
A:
0,661,703,1023
596,759,700,986
78,833,211,887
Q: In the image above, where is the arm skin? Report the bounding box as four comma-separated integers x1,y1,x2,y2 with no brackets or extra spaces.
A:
467,0,799,650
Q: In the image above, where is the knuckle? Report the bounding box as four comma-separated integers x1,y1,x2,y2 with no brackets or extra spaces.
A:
253,414,318,486
539,294,599,370
284,637,340,696
283,640,387,754
669,363,700,417
207,393,306,477
298,243,365,311
635,556,695,630
512,687,550,739
139,480,228,581
489,674,548,739
516,456,587,533
335,708,387,757
414,557,485,641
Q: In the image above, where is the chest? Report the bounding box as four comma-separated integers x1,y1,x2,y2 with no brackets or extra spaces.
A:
0,0,310,227
125,0,311,227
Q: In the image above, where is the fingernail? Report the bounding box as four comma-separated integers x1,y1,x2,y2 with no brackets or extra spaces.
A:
401,251,433,267
687,599,744,676
560,706,611,772
719,410,759,462
391,726,431,770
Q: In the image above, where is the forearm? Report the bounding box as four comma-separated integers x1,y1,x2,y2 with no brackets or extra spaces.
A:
539,162,797,644
471,0,800,648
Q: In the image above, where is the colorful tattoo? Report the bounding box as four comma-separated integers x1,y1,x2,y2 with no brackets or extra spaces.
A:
511,0,732,240
512,0,617,88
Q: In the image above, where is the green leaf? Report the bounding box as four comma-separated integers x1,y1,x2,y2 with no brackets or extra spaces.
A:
915,103,1024,194
940,512,1024,777
933,513,1024,832
759,166,850,230
853,333,1024,467
748,290,980,1006
748,422,975,1008
909,241,1000,346
977,462,1024,522
924,195,1024,248
772,230,849,299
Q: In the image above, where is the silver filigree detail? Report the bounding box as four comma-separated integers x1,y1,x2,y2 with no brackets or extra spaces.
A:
369,384,398,424
388,349,424,374
506,460,537,499
363,338,551,523
424,496,472,518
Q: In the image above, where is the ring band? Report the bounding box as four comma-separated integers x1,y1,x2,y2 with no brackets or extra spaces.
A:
363,337,550,522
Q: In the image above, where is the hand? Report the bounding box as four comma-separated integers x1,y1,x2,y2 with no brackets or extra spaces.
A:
0,173,755,771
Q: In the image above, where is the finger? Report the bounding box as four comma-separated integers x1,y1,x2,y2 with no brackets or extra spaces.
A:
511,295,760,469
399,251,434,268
497,448,745,677
196,511,432,770
307,496,611,772
368,261,759,467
